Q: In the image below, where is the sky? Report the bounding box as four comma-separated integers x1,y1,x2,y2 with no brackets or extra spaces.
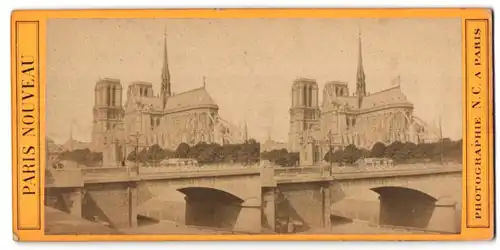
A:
46,18,463,144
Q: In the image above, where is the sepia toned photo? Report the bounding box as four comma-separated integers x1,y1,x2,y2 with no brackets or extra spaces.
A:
44,18,463,235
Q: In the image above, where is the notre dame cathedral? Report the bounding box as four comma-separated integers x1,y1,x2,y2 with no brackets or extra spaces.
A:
289,33,436,165
90,31,246,165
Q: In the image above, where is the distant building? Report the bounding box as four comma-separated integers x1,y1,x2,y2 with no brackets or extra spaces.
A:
46,138,63,153
289,33,439,165
62,133,91,152
90,30,246,165
46,138,64,163
261,136,288,153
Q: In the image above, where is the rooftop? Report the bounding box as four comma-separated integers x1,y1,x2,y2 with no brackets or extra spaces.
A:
331,85,413,110
326,81,348,86
165,87,218,111
97,77,121,83
130,81,153,86
293,78,317,84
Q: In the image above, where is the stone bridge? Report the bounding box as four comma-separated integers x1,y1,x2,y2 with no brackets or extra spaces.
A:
329,165,462,233
135,168,262,232
45,163,462,234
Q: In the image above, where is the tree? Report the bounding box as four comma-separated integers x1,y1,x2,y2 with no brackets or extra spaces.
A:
187,143,201,159
59,148,102,166
324,149,334,163
341,144,362,165
247,138,257,145
209,143,224,163
167,140,263,166
195,143,222,164
261,148,297,167
147,144,170,164
59,148,90,164
332,149,344,163
360,148,371,158
85,151,103,165
415,143,433,159
324,147,346,163
248,140,261,164
286,152,300,166
222,144,238,163
401,142,418,160
126,147,147,163
137,148,149,163
445,139,462,163
385,141,404,159
127,150,137,162
370,142,386,158
175,142,190,158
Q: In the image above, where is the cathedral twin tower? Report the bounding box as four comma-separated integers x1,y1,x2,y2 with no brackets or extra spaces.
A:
289,78,321,152
288,33,369,153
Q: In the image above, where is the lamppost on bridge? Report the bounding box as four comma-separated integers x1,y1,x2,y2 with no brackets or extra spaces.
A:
327,130,333,175
439,116,444,165
116,131,144,176
129,131,143,176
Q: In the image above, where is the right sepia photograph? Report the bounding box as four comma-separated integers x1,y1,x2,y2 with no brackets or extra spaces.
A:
44,17,463,235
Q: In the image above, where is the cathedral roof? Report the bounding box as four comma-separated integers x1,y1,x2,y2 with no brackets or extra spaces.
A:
165,87,218,111
361,85,412,109
331,85,413,111
138,96,163,110
335,96,358,109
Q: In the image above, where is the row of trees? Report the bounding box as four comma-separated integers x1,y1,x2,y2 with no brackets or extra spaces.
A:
324,139,463,165
57,148,103,166
260,149,299,167
55,138,462,167
127,140,261,165
126,144,175,163
324,144,370,165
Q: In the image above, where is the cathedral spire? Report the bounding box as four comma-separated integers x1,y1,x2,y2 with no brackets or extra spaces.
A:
67,119,75,151
69,122,73,141
244,121,248,142
356,30,367,108
161,26,171,109
357,30,364,77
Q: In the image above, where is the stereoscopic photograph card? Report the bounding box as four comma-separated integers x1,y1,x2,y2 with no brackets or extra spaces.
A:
10,8,494,241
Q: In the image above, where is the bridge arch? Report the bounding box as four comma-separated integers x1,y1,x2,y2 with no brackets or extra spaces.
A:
177,187,244,229
371,186,437,229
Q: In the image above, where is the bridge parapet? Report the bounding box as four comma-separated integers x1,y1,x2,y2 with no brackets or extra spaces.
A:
331,164,462,180
274,165,331,177
46,168,84,188
80,164,263,184
330,162,462,174
80,162,460,179
82,163,261,175
82,166,136,175
53,162,461,188
260,165,333,185
138,163,260,173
